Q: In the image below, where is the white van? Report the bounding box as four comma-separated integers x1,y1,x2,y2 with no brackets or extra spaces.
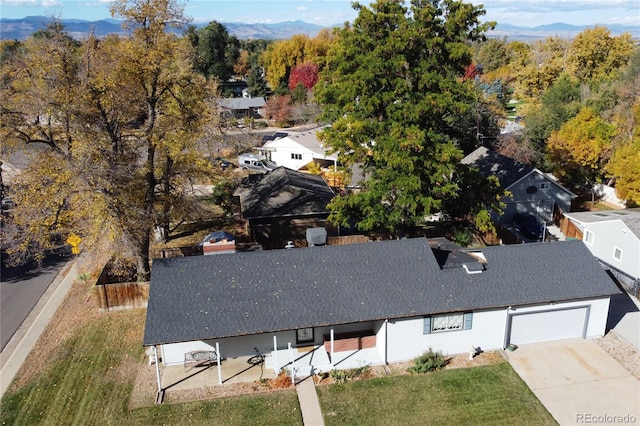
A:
238,153,277,173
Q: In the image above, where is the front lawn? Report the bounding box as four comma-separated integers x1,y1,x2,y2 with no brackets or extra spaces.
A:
317,363,556,426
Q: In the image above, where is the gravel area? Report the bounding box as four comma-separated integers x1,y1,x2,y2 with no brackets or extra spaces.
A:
595,331,640,380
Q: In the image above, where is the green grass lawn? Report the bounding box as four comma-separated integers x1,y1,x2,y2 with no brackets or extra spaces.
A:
1,308,555,425
317,364,556,426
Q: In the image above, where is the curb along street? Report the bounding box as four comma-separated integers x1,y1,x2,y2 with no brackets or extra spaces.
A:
0,260,77,399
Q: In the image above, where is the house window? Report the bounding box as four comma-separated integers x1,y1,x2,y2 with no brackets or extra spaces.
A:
291,153,302,160
424,312,473,334
584,229,594,245
613,247,622,261
540,182,550,190
296,328,314,343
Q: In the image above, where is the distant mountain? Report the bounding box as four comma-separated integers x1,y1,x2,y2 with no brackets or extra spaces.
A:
1,16,637,41
489,22,639,40
0,16,328,41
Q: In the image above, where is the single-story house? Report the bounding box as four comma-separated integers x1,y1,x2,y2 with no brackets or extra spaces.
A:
234,167,336,248
563,208,640,295
461,147,577,225
143,237,619,380
261,126,338,171
218,97,266,119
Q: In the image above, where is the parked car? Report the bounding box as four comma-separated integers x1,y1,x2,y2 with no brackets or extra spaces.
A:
512,213,544,240
238,153,277,173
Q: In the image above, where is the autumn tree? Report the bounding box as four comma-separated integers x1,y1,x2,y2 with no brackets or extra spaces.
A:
315,0,503,234
289,62,319,90
1,2,215,278
567,26,634,82
547,107,615,186
523,73,582,156
261,31,334,91
512,36,569,101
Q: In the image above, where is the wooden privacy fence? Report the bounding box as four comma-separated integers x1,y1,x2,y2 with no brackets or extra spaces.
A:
94,281,150,312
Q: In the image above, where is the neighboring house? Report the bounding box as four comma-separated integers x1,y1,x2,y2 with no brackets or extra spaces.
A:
143,238,618,378
218,97,266,119
563,208,640,295
261,126,338,171
461,147,577,225
234,167,336,247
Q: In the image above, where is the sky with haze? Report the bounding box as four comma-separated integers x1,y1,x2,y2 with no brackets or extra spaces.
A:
1,0,639,28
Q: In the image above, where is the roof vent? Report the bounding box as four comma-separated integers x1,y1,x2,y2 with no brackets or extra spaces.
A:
462,262,485,274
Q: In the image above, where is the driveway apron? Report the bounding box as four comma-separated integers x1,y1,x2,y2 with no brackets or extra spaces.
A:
504,339,640,425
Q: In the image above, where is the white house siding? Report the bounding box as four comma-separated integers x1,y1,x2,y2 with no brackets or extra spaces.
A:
500,172,573,225
582,221,640,282
161,299,609,366
162,330,298,366
385,309,507,363
263,138,317,171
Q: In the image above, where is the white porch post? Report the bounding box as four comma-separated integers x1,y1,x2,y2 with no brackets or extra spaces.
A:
216,342,222,385
288,342,295,384
153,346,161,393
273,335,279,373
330,328,335,369
384,319,388,365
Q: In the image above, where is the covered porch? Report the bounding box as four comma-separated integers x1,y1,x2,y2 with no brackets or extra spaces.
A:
155,344,384,393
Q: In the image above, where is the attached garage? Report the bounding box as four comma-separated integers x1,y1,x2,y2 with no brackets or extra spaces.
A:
508,306,589,345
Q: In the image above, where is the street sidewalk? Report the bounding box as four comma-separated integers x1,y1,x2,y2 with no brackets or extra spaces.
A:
0,260,77,399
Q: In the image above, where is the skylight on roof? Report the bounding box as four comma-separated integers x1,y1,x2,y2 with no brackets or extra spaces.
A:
611,212,629,216
593,213,610,217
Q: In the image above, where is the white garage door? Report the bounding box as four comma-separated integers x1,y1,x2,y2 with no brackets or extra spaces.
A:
509,307,588,345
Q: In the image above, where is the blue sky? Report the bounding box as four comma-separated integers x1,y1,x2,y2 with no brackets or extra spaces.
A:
1,0,639,27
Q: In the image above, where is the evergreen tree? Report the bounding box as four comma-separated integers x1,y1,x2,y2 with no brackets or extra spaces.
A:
315,0,499,234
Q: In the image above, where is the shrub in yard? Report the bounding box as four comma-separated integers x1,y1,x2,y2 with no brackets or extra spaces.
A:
330,364,371,384
408,348,448,374
451,227,473,247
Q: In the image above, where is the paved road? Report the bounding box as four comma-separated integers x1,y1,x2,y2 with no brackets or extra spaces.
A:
0,253,69,351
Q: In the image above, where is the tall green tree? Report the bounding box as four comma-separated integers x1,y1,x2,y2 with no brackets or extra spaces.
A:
186,20,240,81
315,0,499,234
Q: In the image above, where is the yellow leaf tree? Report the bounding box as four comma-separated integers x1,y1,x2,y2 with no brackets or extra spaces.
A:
547,107,615,186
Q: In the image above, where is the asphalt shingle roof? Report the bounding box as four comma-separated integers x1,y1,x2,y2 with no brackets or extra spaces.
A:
143,238,620,346
236,167,335,219
565,208,640,238
461,146,534,188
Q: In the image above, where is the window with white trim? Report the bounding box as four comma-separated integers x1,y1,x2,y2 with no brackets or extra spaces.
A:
296,327,314,343
584,229,594,245
613,247,622,261
424,313,473,334
540,182,550,190
291,153,302,160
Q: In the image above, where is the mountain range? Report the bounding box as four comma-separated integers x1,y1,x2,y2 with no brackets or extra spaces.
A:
1,16,638,41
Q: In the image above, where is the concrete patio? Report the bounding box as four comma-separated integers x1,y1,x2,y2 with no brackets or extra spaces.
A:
158,345,384,392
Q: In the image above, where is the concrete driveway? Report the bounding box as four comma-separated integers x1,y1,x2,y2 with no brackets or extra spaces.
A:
504,339,640,425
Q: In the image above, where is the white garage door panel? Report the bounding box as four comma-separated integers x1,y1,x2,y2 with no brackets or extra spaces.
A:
510,308,587,345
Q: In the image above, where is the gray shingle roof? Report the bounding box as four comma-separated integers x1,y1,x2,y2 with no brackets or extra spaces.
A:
237,167,335,219
218,97,266,110
461,146,534,188
564,208,640,238
143,238,619,346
